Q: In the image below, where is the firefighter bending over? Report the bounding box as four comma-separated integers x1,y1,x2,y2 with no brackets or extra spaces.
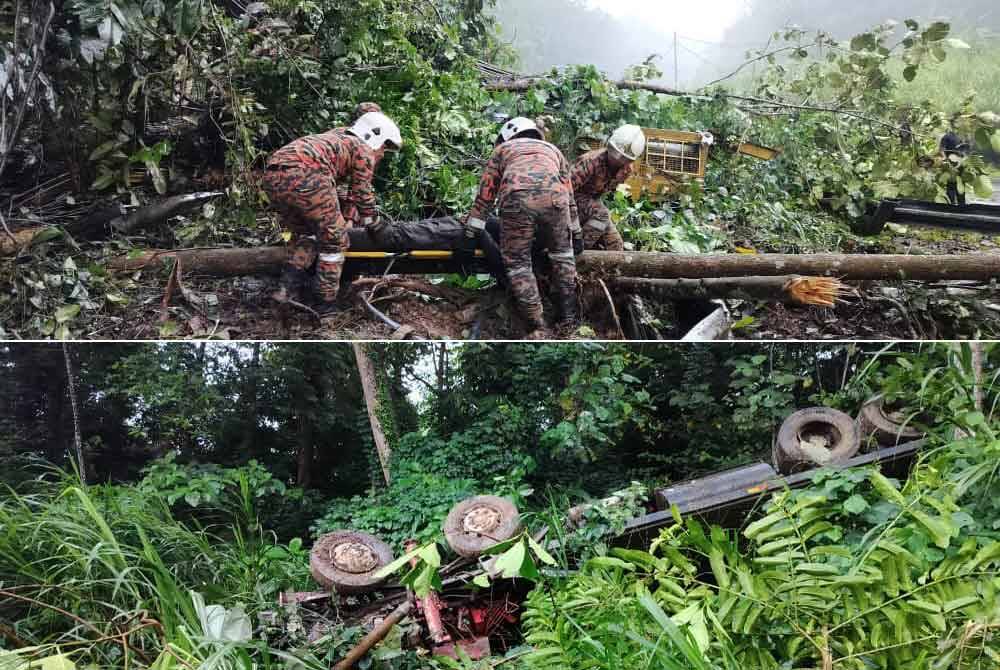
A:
571,124,646,251
262,110,402,315
461,117,582,339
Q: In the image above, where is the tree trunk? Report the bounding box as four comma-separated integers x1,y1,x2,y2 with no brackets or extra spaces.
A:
109,246,1000,282
970,342,985,412
353,343,392,486
240,343,261,458
484,78,688,97
62,343,86,484
44,376,66,464
294,384,314,489
576,251,1000,281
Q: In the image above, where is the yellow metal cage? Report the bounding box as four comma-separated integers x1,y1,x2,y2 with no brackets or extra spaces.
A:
581,128,709,202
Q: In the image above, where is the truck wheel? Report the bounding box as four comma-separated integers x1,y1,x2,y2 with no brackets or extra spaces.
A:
773,407,861,475
444,496,522,558
310,530,394,594
858,396,925,448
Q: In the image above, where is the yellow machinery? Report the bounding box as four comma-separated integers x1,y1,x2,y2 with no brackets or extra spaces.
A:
582,128,780,203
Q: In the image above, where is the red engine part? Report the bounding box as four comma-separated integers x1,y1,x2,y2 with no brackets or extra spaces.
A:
468,595,520,636
405,540,452,646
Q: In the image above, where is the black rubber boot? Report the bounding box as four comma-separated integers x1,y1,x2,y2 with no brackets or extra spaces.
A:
555,289,580,337
272,266,310,304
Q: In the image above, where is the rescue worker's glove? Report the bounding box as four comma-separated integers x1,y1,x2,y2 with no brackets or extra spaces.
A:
573,233,584,257
456,217,485,270
454,234,479,270
365,216,387,239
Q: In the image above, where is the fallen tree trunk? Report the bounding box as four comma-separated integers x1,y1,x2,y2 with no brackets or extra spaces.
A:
108,246,287,276
611,276,854,306
578,251,1000,281
109,247,1000,283
1,192,223,257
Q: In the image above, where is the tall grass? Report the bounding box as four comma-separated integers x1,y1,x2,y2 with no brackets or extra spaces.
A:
0,471,320,669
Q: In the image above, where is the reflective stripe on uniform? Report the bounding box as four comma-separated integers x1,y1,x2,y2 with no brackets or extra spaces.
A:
319,253,345,263
507,265,534,279
585,219,609,232
467,217,487,231
549,250,576,265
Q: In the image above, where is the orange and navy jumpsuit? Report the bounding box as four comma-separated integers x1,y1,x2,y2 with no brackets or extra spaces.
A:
262,128,378,302
467,138,580,329
571,148,633,251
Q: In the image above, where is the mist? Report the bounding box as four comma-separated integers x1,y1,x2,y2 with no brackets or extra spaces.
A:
491,0,1000,88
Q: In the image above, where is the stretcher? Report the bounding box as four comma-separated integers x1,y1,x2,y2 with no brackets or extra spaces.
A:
340,216,502,279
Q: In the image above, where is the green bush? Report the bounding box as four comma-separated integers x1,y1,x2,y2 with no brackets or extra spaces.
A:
311,462,478,549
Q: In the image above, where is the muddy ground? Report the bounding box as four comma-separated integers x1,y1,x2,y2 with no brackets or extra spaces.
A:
102,262,1000,342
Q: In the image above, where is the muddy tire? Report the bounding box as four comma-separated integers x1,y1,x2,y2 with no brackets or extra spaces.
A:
443,496,522,558
773,407,861,475
858,396,925,448
310,530,394,594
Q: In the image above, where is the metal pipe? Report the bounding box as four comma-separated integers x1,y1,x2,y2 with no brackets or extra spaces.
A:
332,599,414,670
405,540,451,645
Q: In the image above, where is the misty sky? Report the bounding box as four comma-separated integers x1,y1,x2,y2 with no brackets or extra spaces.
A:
494,0,1000,87
585,0,749,43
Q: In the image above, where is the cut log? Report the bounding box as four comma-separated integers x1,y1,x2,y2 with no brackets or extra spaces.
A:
108,246,287,276
611,276,855,306
577,251,1000,281
106,247,1000,284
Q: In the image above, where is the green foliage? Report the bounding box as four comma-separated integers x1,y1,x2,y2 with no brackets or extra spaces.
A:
552,482,649,563
539,350,660,462
138,453,294,513
751,22,997,219
521,371,1000,669
311,461,478,549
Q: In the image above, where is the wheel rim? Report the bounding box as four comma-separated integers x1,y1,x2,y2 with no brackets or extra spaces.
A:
328,541,380,574
462,504,503,535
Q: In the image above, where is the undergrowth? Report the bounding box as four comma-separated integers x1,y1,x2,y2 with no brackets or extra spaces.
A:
517,344,1000,669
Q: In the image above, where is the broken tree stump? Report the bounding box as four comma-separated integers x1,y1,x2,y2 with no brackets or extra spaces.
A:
611,276,854,306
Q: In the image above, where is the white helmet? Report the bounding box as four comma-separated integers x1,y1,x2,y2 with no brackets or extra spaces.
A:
499,117,542,143
350,112,403,151
608,124,646,161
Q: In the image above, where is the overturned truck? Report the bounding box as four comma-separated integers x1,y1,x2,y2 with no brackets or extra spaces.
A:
276,396,928,667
